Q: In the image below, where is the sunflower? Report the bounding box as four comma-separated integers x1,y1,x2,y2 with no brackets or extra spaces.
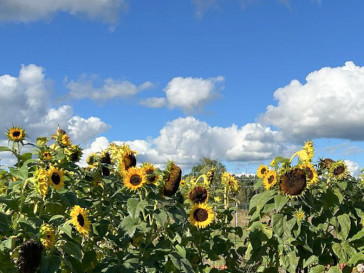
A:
17,239,43,273
300,163,318,187
188,186,209,204
257,165,269,179
206,167,215,185
290,140,314,164
34,168,49,196
221,172,239,192
6,126,26,142
86,153,99,168
41,151,52,161
189,203,214,229
163,162,182,197
329,161,349,180
100,151,112,176
279,167,307,198
263,170,277,190
40,224,56,249
65,145,82,163
70,205,91,236
48,166,65,190
295,209,305,222
319,158,335,170
60,134,71,147
142,163,159,185
123,167,146,191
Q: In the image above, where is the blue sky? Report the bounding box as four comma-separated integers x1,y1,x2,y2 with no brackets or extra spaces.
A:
1,0,364,175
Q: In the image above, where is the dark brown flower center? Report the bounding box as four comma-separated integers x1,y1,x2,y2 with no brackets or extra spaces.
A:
77,214,84,227
51,173,61,185
189,187,208,203
268,175,274,184
280,168,307,196
193,208,208,222
305,167,314,180
334,165,345,176
146,171,156,183
261,168,267,175
123,154,136,170
12,130,20,137
130,174,142,186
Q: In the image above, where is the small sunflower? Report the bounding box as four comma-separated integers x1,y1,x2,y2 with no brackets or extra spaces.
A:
295,209,305,222
319,158,335,170
142,163,159,185
290,140,314,164
189,203,214,229
70,205,91,236
65,145,83,163
300,163,318,187
188,186,209,204
41,151,52,161
279,167,307,198
40,224,56,249
6,126,26,142
48,166,65,190
206,167,215,185
123,167,146,191
329,161,349,180
221,172,239,192
86,153,99,168
257,165,269,179
263,170,277,190
60,134,71,147
34,168,49,196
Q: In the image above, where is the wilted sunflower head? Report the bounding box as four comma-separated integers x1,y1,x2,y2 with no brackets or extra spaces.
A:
123,167,146,191
48,166,64,190
34,168,49,196
100,151,112,176
65,145,83,163
279,167,307,198
329,161,349,180
163,162,182,197
86,153,99,168
319,158,335,170
70,205,91,236
188,186,209,204
257,165,269,179
40,224,56,249
263,170,277,190
206,167,216,185
189,203,214,229
6,126,26,142
17,239,43,273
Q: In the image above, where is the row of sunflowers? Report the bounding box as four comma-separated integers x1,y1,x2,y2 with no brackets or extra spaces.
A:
0,126,243,273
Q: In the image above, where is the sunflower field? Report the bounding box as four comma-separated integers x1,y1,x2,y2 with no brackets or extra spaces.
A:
1,127,364,273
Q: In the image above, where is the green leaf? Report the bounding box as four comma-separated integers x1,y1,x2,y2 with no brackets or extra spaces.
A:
0,212,9,233
175,245,186,258
61,241,82,260
332,243,346,262
347,252,364,266
155,210,168,227
303,255,318,268
36,137,48,147
350,230,364,241
127,198,148,219
60,222,73,238
40,255,61,273
309,265,325,273
274,195,289,212
272,214,284,237
49,214,64,222
338,214,351,240
0,146,11,152
327,266,341,273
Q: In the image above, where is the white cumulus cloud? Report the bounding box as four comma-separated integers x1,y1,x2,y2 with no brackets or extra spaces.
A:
0,64,109,145
261,61,364,141
0,0,128,24
344,160,361,177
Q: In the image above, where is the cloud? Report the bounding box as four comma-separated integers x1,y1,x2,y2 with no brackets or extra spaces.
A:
66,75,153,102
261,61,364,141
191,0,217,18
0,0,128,24
142,76,224,113
83,116,295,170
0,64,109,145
344,160,361,177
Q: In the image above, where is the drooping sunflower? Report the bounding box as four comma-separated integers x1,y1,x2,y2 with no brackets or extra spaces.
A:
41,151,52,161
86,153,99,169
163,162,182,197
263,170,277,190
300,163,318,187
329,161,349,180
6,126,26,142
206,167,215,185
48,166,64,190
188,186,209,204
70,205,91,236
123,167,146,191
40,224,56,249
100,151,112,176
60,134,72,147
17,239,43,273
34,168,49,196
189,203,214,229
290,140,314,164
65,145,83,163
142,163,159,185
279,167,307,198
319,158,335,170
257,165,269,179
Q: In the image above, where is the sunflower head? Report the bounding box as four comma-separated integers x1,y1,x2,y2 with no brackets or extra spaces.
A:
65,145,83,163
206,167,216,185
257,165,269,179
40,224,56,249
319,158,335,171
48,166,65,190
41,151,52,161
329,161,349,180
300,163,318,188
123,167,147,191
6,126,26,142
221,172,239,192
263,170,277,190
163,162,182,197
100,151,112,176
142,163,159,185
295,209,305,222
60,134,71,147
189,203,214,229
86,153,99,168
17,239,43,273
188,186,209,204
34,168,49,196
70,205,91,236
279,167,307,198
